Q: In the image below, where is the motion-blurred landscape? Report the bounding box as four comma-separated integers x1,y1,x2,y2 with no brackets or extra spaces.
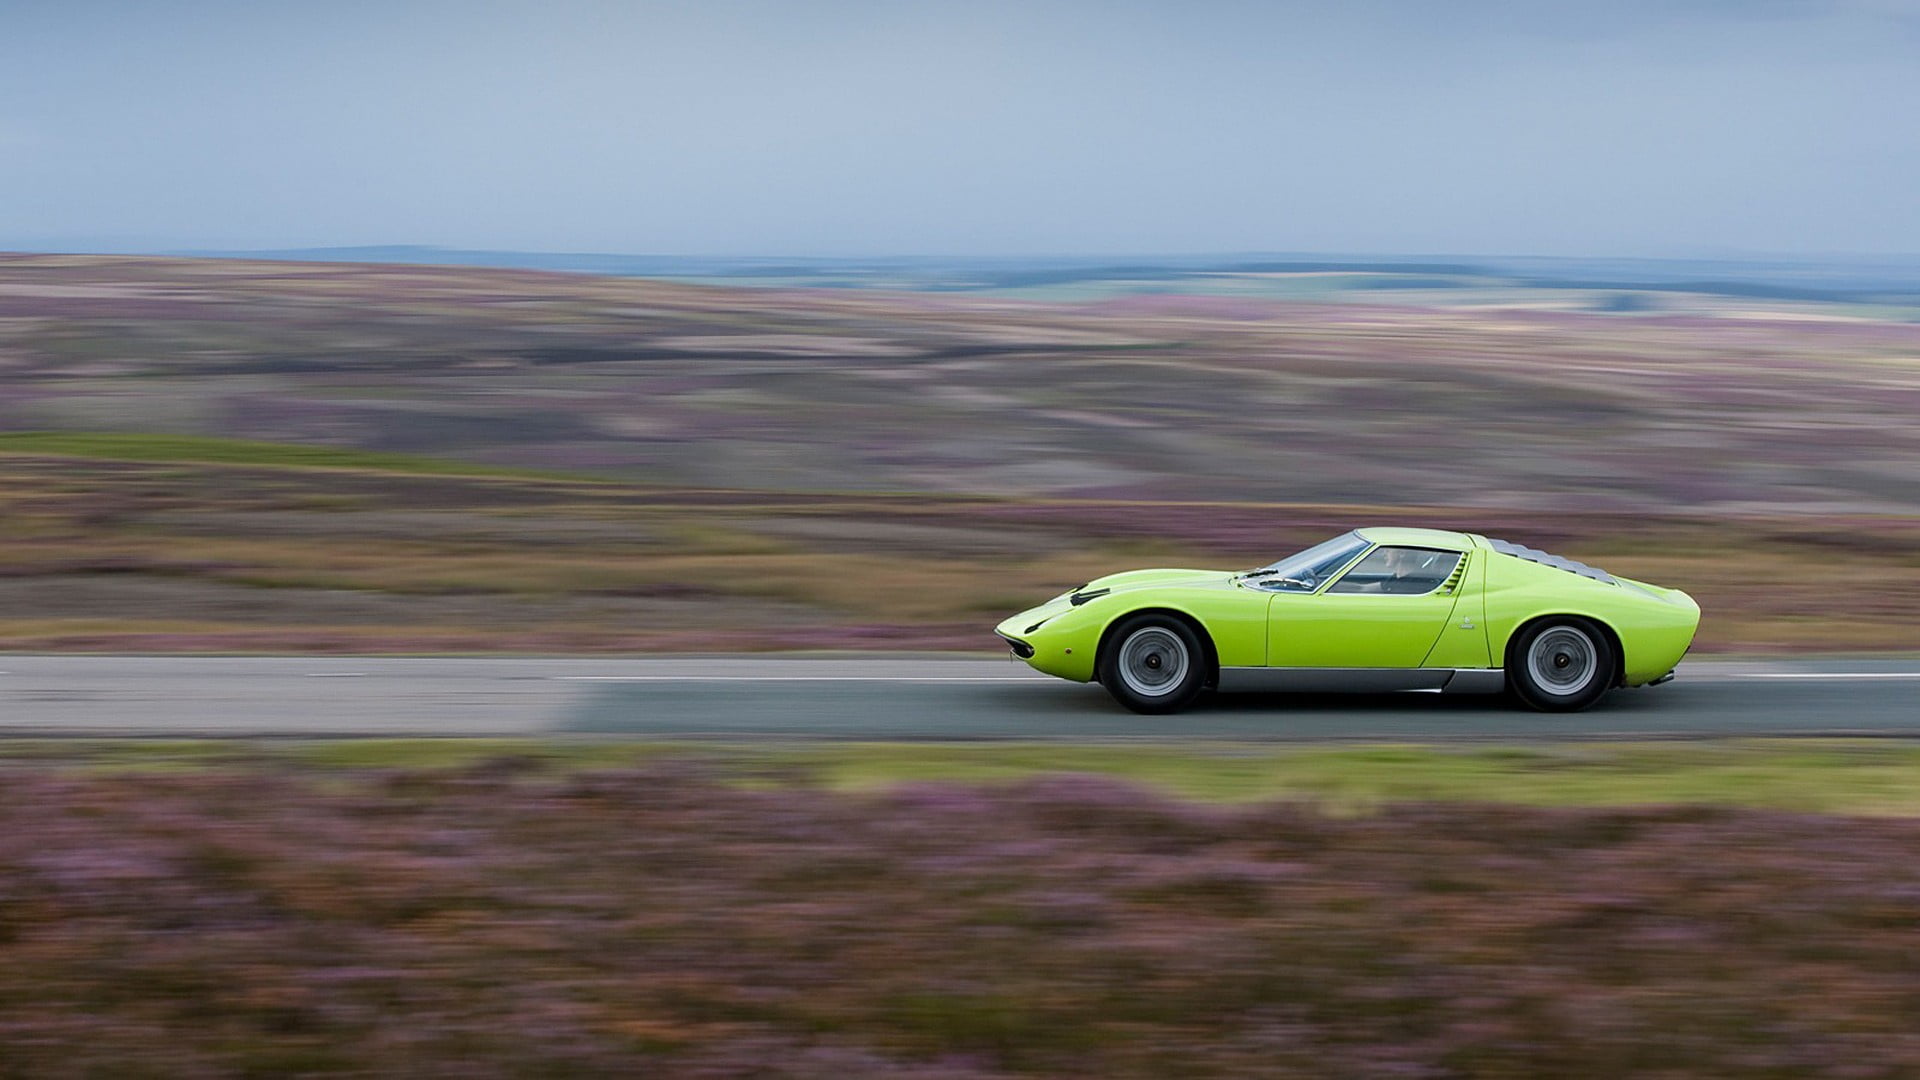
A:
2,250,1916,653
10,0,1920,1073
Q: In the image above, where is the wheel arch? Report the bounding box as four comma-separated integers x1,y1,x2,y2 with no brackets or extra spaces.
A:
1502,612,1626,689
1095,606,1220,688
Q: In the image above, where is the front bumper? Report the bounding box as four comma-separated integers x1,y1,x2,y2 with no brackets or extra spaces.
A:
994,603,1100,682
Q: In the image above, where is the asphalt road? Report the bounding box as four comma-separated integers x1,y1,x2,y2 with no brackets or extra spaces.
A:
0,655,1916,739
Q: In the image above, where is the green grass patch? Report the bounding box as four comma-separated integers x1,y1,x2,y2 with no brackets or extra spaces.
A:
780,740,1920,813
0,431,589,481
9,738,1920,815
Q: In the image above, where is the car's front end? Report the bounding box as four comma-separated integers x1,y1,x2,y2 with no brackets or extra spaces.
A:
995,594,1092,680
995,568,1243,683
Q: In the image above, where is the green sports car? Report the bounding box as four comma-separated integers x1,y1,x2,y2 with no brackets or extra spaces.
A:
995,527,1699,714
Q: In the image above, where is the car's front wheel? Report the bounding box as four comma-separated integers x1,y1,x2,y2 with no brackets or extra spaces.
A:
1508,618,1615,712
1099,614,1208,714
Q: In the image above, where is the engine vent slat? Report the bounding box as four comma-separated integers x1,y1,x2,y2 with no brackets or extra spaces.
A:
1485,538,1616,585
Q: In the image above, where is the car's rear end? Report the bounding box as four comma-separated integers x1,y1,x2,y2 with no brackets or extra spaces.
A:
1473,535,1700,689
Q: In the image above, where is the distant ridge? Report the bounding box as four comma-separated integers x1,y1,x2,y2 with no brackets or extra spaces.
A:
167,245,1920,303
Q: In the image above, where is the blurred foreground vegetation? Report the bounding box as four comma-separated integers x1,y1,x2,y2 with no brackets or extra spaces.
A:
5,744,1920,1076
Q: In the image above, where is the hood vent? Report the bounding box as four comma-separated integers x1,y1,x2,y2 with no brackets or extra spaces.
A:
1070,587,1111,606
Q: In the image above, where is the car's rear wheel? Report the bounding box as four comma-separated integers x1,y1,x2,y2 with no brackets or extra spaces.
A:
1099,614,1207,714
1508,618,1614,712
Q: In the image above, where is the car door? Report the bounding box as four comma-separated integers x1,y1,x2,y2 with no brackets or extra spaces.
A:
1267,546,1466,668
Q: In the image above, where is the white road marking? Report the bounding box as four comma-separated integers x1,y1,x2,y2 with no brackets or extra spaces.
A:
305,672,369,678
1728,671,1920,679
555,672,1920,684
563,672,1920,684
554,676,1045,683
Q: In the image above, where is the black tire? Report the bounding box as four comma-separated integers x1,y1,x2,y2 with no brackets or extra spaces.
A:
1507,617,1615,712
1098,613,1208,715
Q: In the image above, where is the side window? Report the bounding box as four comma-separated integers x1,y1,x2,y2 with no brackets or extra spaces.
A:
1327,547,1461,595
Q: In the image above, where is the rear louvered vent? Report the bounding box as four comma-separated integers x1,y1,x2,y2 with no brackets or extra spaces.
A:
1485,539,1617,585
1440,556,1468,594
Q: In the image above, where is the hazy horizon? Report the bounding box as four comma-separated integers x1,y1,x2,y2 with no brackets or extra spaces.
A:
5,0,1918,258
45,244,1920,264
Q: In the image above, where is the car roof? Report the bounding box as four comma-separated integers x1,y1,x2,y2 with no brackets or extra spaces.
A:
1352,526,1476,552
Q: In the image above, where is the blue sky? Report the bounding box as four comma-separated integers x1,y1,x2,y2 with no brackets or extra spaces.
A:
3,0,1917,256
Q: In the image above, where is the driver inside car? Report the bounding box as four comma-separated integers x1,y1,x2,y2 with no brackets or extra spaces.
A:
1374,549,1443,591
1340,547,1443,594
1380,547,1443,593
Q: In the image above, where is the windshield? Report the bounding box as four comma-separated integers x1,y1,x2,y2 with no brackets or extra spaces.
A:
1244,532,1372,593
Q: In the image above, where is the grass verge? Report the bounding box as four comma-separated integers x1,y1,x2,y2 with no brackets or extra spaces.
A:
9,737,1920,814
